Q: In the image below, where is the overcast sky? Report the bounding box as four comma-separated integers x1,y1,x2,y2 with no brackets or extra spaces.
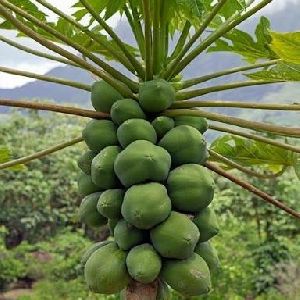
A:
0,0,298,88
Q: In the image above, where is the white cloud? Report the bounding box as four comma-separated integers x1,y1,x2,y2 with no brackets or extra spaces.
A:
254,0,299,13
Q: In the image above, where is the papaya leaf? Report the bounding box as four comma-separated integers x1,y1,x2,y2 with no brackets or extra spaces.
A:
210,135,298,173
0,146,26,171
270,32,300,64
246,62,300,82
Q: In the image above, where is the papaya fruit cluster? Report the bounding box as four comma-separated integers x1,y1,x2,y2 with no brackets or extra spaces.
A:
77,79,220,297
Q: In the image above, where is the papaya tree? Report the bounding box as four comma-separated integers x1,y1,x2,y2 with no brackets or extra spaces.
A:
0,0,300,298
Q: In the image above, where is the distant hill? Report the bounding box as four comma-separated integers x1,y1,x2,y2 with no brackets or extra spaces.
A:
0,2,299,118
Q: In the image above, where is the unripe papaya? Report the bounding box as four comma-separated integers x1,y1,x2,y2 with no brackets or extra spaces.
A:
117,119,157,148
114,219,146,251
158,125,207,166
174,116,208,134
97,189,124,219
77,150,97,175
77,172,99,197
151,116,175,139
91,146,121,190
108,218,119,236
122,183,171,230
139,79,175,112
81,241,111,268
161,253,211,296
195,241,221,274
167,164,215,213
84,243,129,294
157,279,171,300
78,192,106,228
91,81,123,113
82,120,118,152
111,99,146,125
150,212,200,259
193,207,219,242
126,244,161,284
114,140,171,187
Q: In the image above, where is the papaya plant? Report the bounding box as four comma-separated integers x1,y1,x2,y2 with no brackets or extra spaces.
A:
0,0,300,298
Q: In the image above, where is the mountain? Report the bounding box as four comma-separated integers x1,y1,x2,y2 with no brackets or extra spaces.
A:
0,2,299,116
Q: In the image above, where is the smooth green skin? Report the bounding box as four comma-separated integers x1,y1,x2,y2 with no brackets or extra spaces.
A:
122,183,171,230
161,253,211,296
114,220,146,251
150,212,200,259
77,150,98,175
77,172,99,197
114,140,171,187
82,120,118,152
117,119,157,148
81,241,111,268
139,79,176,113
91,146,121,190
126,244,162,284
152,116,175,139
174,116,208,134
97,189,124,219
84,243,130,294
111,99,146,125
193,207,219,242
91,81,123,113
78,192,106,228
158,125,207,166
167,164,215,213
108,218,119,236
195,241,221,274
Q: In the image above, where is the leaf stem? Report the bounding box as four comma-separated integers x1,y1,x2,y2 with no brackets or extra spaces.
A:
0,66,91,91
172,100,300,111
176,80,281,100
0,99,108,119
143,0,153,81
205,161,300,219
0,137,83,171
168,0,273,79
209,123,300,153
79,0,145,79
164,109,300,137
152,0,160,75
179,59,281,89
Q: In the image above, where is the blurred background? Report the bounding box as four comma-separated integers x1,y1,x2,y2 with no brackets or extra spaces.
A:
0,1,299,299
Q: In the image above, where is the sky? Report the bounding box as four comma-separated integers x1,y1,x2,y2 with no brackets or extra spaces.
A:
0,0,298,89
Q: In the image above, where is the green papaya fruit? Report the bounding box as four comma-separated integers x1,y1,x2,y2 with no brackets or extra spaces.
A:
151,116,175,139
82,120,118,152
167,164,215,213
150,212,200,259
193,207,219,242
97,189,124,219
84,242,130,294
139,79,176,112
114,140,171,187
157,279,171,300
174,116,208,133
78,192,106,228
114,219,146,251
117,119,157,148
77,150,97,175
108,218,119,236
81,241,111,268
111,99,146,125
91,146,121,190
122,183,171,229
158,125,207,166
126,244,162,284
194,241,221,274
91,81,123,113
161,253,211,296
77,172,99,197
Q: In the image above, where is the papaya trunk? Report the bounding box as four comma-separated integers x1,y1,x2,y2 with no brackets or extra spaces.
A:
125,281,158,300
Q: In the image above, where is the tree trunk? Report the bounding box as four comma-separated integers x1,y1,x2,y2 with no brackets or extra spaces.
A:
124,281,158,300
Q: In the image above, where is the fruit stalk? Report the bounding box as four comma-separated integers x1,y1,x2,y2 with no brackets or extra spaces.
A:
124,281,158,300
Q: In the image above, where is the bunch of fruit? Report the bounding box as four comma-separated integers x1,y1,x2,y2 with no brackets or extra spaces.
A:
77,79,220,297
